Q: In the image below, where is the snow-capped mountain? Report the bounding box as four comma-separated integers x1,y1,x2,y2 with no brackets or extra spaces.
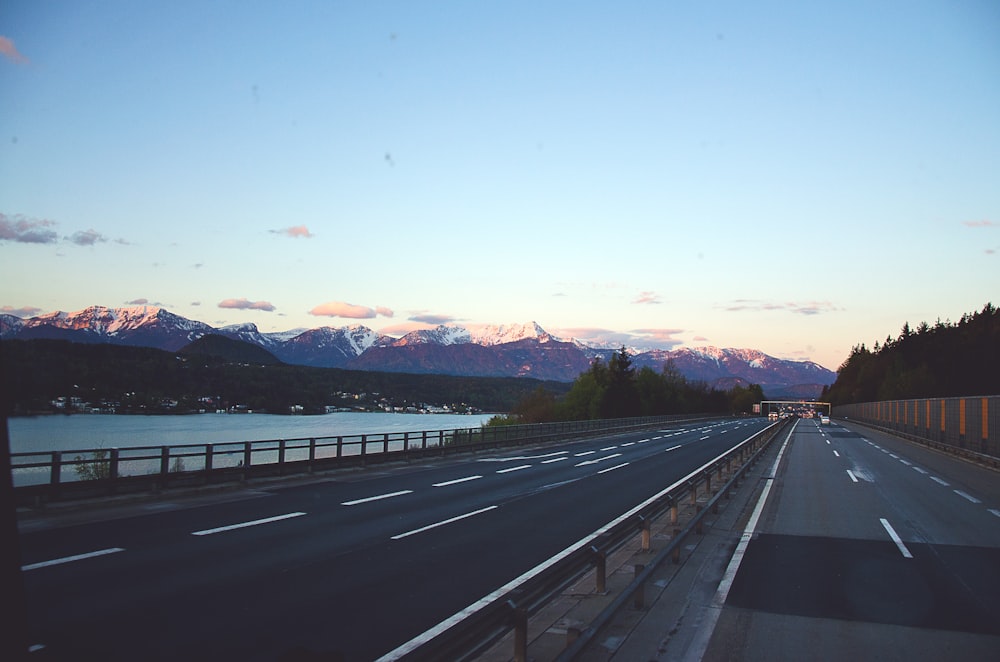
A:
1,305,837,395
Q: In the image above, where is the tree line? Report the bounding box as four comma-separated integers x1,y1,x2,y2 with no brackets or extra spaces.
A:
822,302,998,405
488,347,764,425
0,339,571,416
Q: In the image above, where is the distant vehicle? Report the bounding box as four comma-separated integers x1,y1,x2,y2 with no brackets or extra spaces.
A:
820,416,830,425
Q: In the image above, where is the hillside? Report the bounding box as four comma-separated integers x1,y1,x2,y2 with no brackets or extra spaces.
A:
823,302,998,404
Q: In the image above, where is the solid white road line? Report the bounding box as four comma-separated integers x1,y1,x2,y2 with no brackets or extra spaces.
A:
880,518,914,558
342,491,413,506
192,512,306,536
686,421,796,661
433,476,482,487
954,490,982,504
22,547,125,571
391,505,498,540
846,470,859,483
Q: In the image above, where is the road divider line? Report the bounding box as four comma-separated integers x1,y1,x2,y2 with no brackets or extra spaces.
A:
433,476,482,487
600,446,618,451
930,476,950,486
541,457,568,464
989,509,1000,519
192,512,306,536
954,490,982,504
664,445,681,453
22,547,125,571
575,452,623,467
912,467,928,474
391,506,498,540
342,491,412,506
846,470,858,483
833,450,840,457
880,518,913,558
899,459,912,466
597,462,630,474
496,465,531,474
574,451,596,457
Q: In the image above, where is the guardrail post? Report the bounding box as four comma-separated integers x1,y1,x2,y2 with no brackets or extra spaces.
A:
422,430,428,450
336,436,343,459
278,439,286,475
669,497,678,525
50,451,62,499
242,442,251,480
634,564,646,609
308,438,316,472
705,470,712,494
383,433,389,454
695,505,704,534
689,480,697,506
509,600,528,662
591,545,607,593
639,515,651,552
108,448,120,495
360,435,367,464
205,444,214,483
159,446,170,490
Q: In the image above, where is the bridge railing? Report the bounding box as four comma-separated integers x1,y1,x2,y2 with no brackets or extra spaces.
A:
832,395,999,467
378,417,792,661
11,413,720,506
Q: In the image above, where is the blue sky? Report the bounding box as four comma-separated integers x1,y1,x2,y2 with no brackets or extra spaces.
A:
1,1,997,371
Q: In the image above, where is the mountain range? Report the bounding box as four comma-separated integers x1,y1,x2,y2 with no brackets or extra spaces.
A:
0,306,836,397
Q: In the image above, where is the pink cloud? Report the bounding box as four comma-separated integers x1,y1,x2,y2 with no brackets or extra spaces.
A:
70,229,106,246
633,291,662,305
962,220,998,228
310,301,392,319
0,213,58,243
218,298,276,312
0,36,29,65
723,300,839,316
1,305,42,318
272,225,314,238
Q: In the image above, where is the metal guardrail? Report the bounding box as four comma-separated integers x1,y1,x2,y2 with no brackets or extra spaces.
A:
11,414,719,507
377,417,792,661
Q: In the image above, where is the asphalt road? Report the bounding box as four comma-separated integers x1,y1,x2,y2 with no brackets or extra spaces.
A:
17,416,770,661
700,418,1000,662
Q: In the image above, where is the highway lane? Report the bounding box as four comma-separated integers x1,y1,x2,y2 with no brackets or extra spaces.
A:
18,417,771,660
700,418,1000,661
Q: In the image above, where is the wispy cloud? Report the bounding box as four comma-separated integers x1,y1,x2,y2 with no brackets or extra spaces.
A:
0,36,29,65
409,312,457,325
271,225,314,238
126,298,149,305
0,213,58,243
1,305,42,318
70,229,107,246
633,291,662,305
962,220,998,228
723,299,839,316
219,298,276,312
310,301,393,319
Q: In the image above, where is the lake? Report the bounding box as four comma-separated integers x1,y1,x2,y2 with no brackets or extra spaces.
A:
6,411,498,454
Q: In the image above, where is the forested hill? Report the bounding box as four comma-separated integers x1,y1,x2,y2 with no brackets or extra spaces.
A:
1,338,571,415
823,303,998,405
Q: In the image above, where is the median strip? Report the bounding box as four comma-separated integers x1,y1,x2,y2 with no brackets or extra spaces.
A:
391,506,498,540
22,547,125,571
192,512,306,536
